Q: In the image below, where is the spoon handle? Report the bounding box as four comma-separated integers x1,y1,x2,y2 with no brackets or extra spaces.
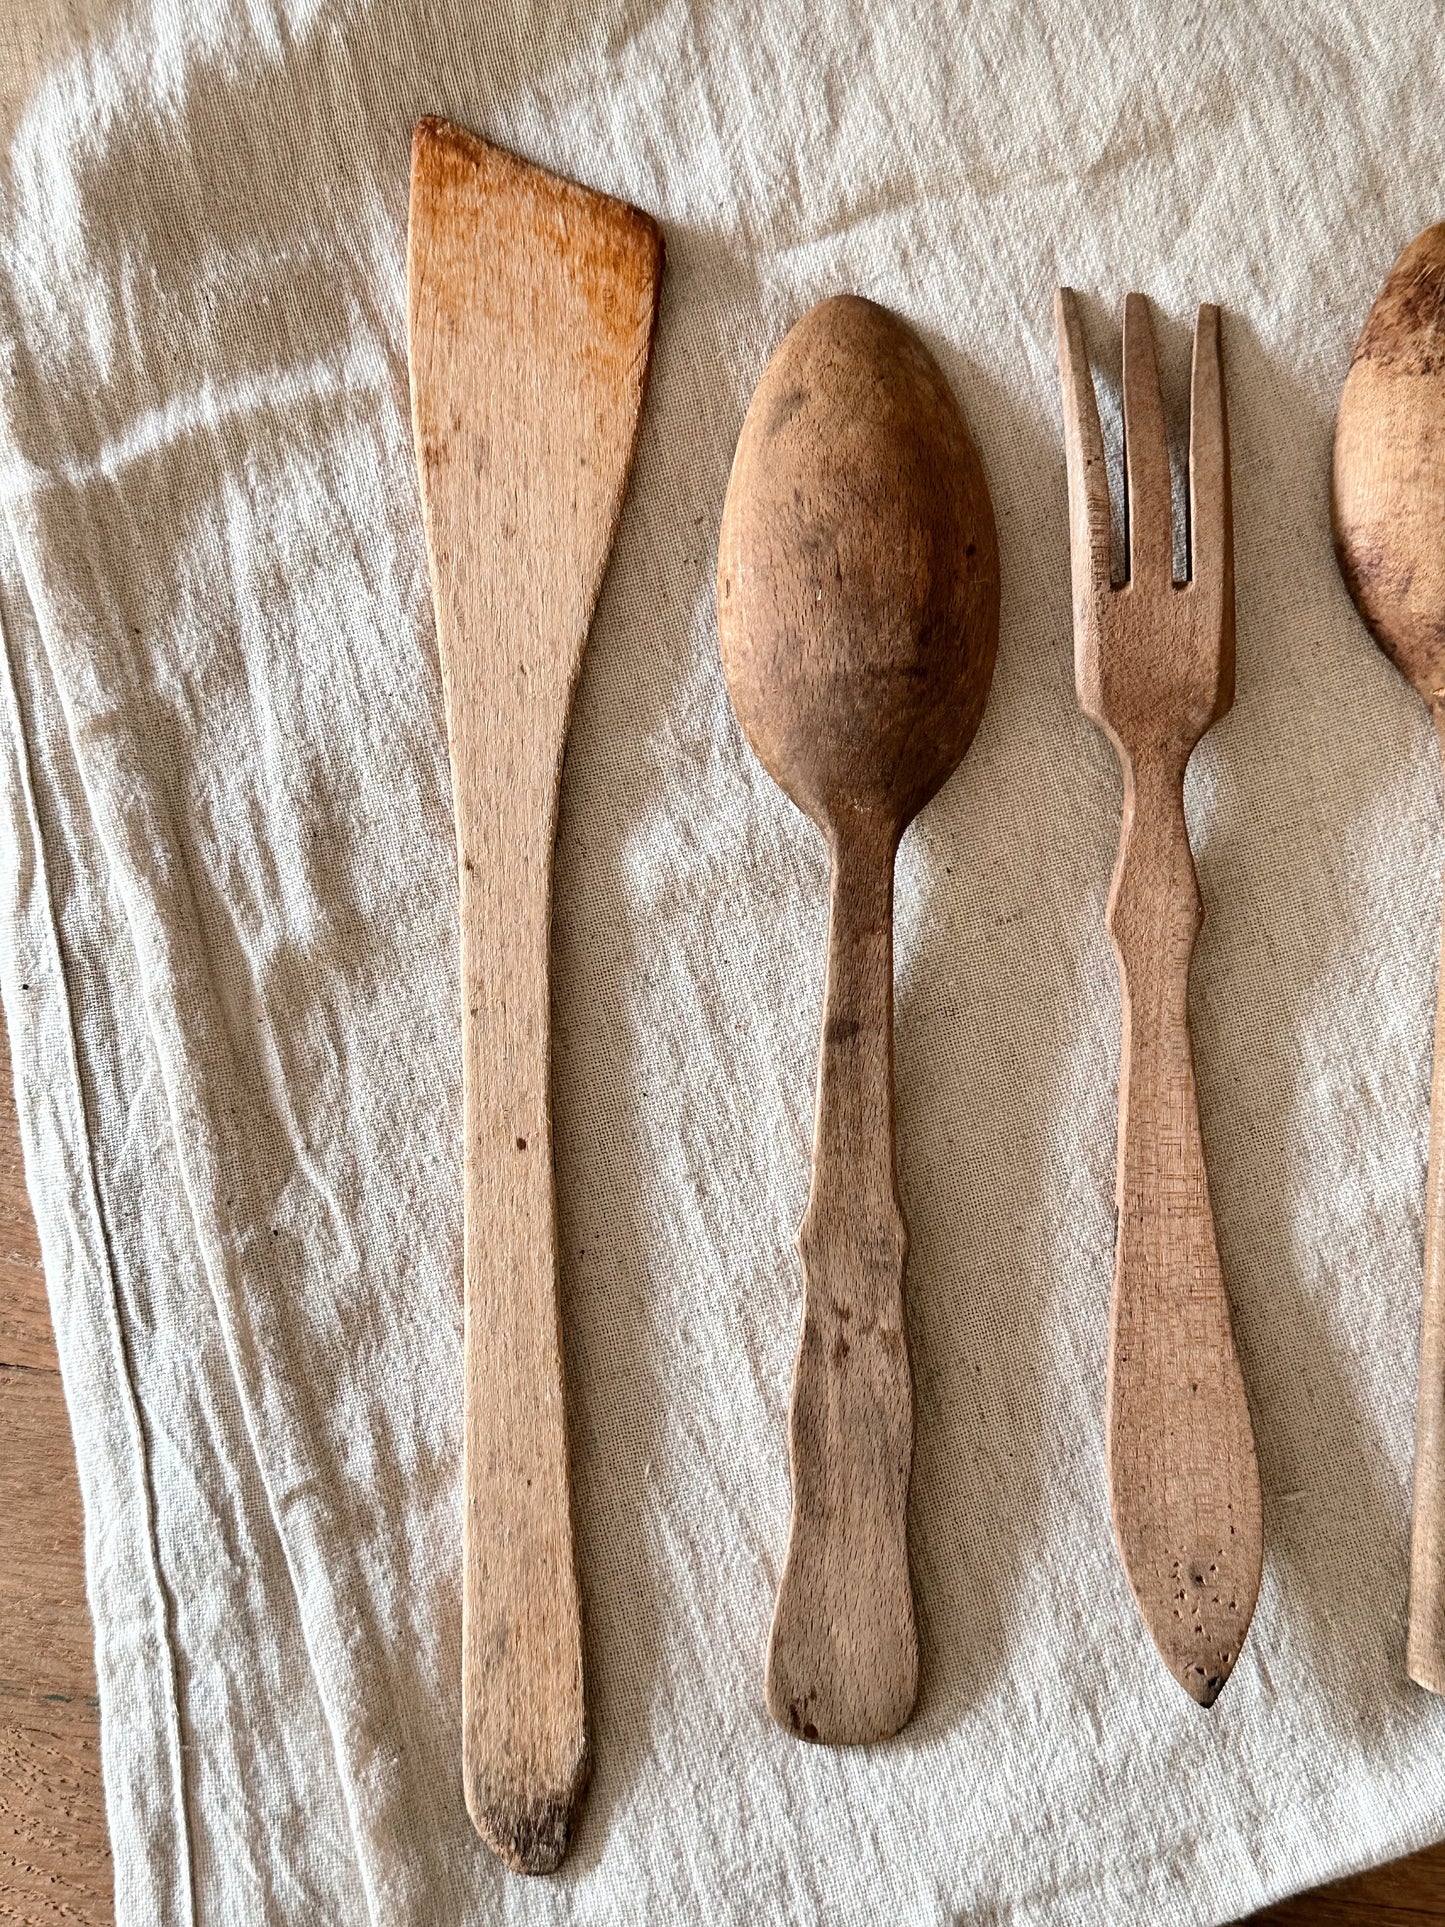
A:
1408,713,1445,1691
1105,757,1262,1705
766,820,918,1745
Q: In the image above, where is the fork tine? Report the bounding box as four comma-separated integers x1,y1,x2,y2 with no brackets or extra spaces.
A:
1187,303,1231,597
1187,302,1235,715
1054,288,1112,599
1122,292,1173,586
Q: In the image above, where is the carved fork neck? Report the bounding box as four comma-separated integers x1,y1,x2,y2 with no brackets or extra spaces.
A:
1106,748,1203,988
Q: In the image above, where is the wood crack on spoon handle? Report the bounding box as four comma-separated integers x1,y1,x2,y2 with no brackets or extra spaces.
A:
767,818,919,1745
1409,709,1445,1691
1106,755,1263,1705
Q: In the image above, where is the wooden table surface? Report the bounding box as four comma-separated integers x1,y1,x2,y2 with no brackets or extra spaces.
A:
0,1019,1442,1923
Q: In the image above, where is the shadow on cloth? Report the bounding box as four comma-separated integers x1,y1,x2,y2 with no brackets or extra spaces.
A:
892,337,1097,1733
553,213,766,1868
1190,310,1430,1742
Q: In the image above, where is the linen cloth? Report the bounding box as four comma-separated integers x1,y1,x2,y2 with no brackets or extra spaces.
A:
1,0,1442,1918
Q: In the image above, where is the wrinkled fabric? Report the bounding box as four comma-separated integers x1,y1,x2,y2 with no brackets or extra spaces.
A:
0,1,1442,1921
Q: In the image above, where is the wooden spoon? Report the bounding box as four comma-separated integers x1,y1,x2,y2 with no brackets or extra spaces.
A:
1333,221,1445,1692
716,295,999,1744
407,117,662,1869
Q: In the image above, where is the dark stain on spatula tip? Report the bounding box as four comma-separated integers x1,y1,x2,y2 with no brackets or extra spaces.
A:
409,113,665,349
471,1780,585,1877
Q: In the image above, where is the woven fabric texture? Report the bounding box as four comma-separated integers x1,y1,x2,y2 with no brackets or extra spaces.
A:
0,2,1441,1921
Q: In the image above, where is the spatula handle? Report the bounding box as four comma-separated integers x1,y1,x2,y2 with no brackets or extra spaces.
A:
456,776,588,1872
1105,758,1262,1705
766,820,918,1745
1407,714,1445,1691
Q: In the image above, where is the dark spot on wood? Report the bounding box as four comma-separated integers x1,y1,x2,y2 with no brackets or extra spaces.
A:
473,1784,579,1876
767,384,810,436
1355,230,1445,376
516,1136,528,1151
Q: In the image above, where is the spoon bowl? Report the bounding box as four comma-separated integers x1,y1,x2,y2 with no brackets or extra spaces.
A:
1334,222,1445,709
719,295,998,835
717,294,998,1744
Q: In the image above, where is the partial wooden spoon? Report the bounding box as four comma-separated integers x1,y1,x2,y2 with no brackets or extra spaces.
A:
407,118,662,1870
717,296,999,1744
1333,221,1445,1692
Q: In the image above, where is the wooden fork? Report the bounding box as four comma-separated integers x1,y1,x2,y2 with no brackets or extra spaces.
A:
1054,290,1263,1704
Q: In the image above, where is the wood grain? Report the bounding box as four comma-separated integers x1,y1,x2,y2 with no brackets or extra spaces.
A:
779,813,915,1744
1056,288,1263,1704
1331,222,1445,1695
716,295,999,1743
406,116,662,1871
1252,1846,1445,1926
0,1015,112,1927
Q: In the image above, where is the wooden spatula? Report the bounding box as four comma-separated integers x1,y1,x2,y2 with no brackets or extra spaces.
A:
406,116,662,1874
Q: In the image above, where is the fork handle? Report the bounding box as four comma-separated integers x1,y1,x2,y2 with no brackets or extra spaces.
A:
1407,713,1445,1691
766,818,918,1745
1105,755,1263,1705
